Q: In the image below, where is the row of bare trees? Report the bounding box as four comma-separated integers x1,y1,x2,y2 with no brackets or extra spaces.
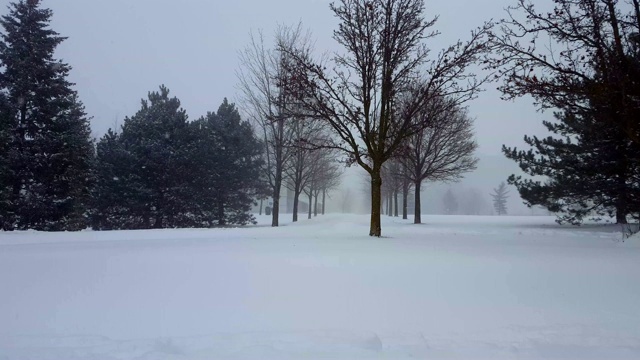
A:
276,0,489,236
239,0,488,236
238,25,343,227
239,0,640,231
373,100,478,224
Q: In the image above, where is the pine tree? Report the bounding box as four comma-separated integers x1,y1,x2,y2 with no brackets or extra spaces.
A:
490,0,640,224
91,129,143,229
0,0,94,230
0,92,13,229
491,182,509,216
191,99,267,226
120,86,191,229
504,106,640,224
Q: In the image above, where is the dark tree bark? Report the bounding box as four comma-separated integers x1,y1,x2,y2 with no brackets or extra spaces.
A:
414,180,422,224
292,190,300,222
313,191,319,217
402,177,410,220
370,169,382,236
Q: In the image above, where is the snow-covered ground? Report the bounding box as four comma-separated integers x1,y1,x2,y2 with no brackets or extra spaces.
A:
1,214,640,359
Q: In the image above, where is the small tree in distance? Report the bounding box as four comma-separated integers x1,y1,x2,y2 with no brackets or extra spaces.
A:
491,182,509,215
401,99,478,224
442,189,458,215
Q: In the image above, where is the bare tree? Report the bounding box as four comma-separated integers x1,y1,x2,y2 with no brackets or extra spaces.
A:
382,160,403,217
489,0,640,142
284,119,328,222
238,24,313,226
281,0,490,236
302,146,342,218
400,163,413,219
316,154,343,215
401,99,478,224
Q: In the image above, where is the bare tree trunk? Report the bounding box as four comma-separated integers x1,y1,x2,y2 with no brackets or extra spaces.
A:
414,180,422,224
370,168,382,237
322,188,326,215
314,192,318,217
307,190,313,219
402,179,409,220
394,191,399,217
272,118,284,227
259,198,263,215
292,190,300,222
272,181,281,227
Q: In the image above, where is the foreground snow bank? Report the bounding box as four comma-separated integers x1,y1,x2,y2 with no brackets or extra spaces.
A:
1,214,639,359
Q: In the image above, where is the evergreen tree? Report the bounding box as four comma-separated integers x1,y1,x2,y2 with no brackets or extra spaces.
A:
491,181,509,216
92,86,192,229
91,129,143,229
491,0,640,224
0,0,94,230
120,86,191,229
504,106,640,224
0,93,13,229
92,93,267,229
191,99,267,226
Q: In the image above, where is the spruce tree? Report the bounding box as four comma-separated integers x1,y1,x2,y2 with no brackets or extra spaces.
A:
491,182,509,216
504,105,639,224
0,93,13,229
0,0,94,230
91,129,143,230
191,99,266,226
118,86,192,229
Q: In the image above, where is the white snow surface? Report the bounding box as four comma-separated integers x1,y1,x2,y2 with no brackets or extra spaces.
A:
1,214,640,359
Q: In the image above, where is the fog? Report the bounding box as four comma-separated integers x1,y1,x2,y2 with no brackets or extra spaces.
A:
43,0,553,215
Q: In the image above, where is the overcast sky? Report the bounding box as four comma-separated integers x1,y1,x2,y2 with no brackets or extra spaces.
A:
35,0,549,156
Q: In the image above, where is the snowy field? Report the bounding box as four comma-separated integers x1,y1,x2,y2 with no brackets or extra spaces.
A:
1,214,640,359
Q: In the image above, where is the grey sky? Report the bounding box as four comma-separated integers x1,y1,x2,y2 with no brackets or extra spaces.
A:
38,0,548,156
